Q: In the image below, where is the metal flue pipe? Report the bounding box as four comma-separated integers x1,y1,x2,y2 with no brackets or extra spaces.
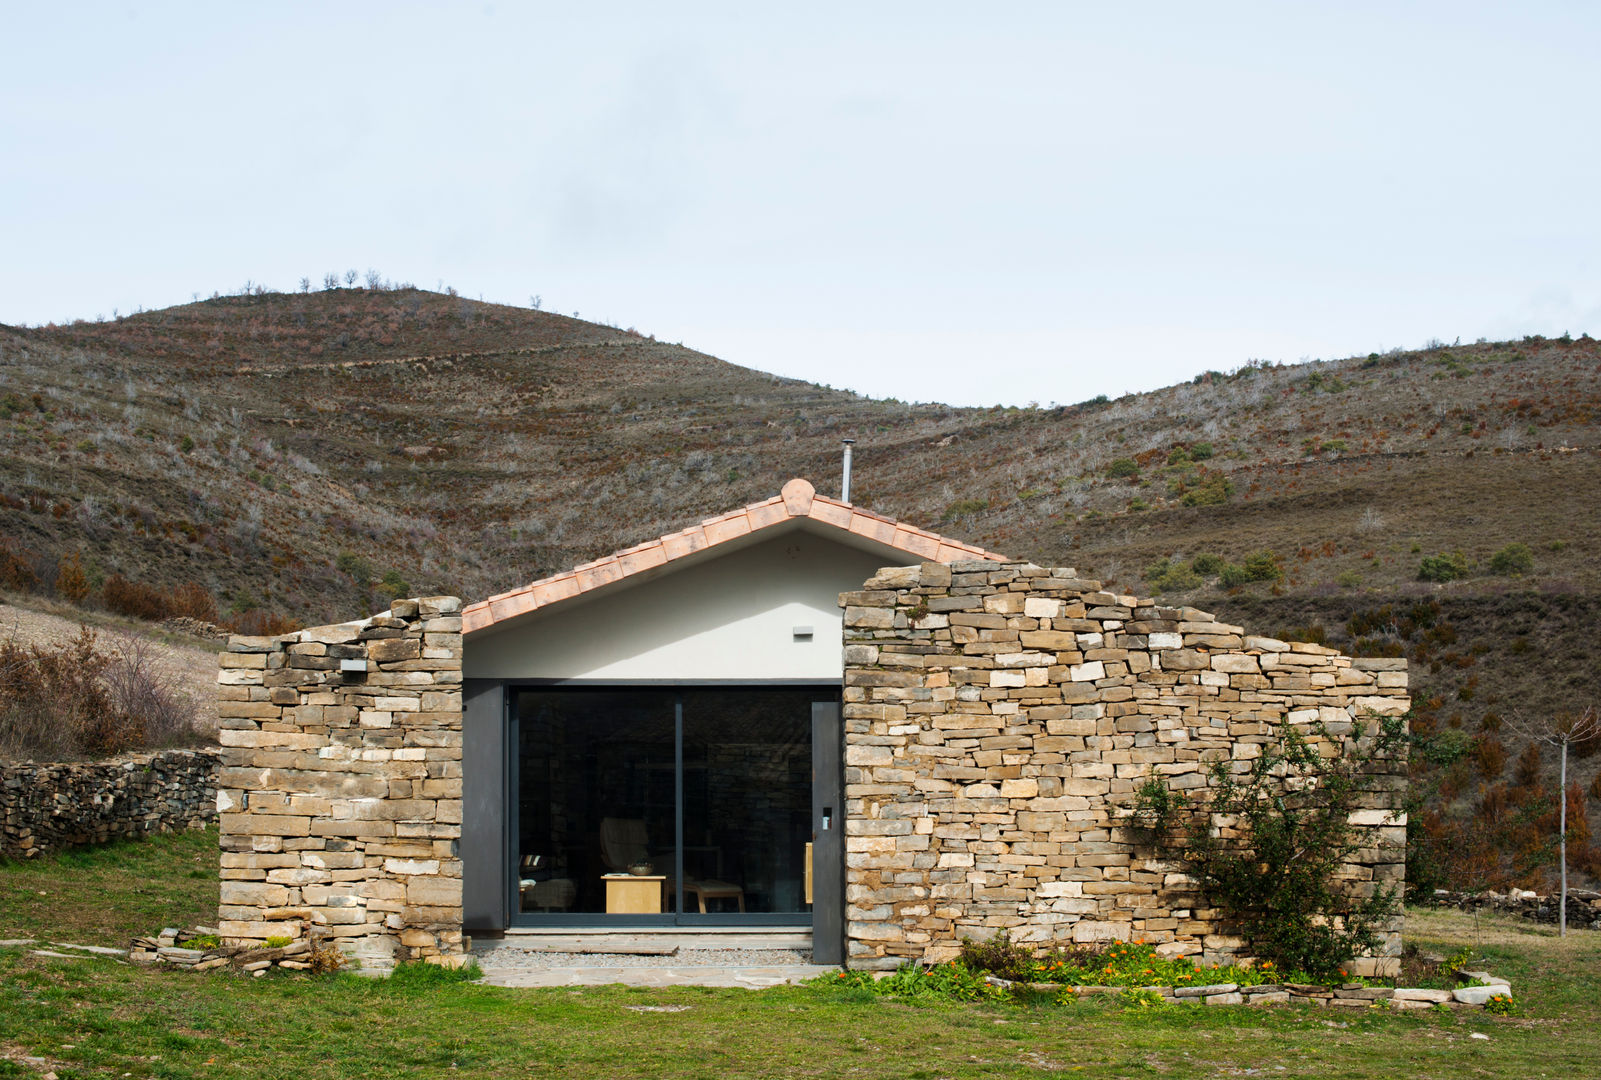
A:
841,439,855,503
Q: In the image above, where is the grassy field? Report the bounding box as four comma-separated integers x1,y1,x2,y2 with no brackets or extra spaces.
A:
0,828,219,948
2,831,1599,1079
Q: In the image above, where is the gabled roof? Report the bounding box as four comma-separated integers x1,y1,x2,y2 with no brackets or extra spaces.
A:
462,478,1008,635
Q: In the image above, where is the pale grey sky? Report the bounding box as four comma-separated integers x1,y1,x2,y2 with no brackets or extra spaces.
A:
3,2,1598,406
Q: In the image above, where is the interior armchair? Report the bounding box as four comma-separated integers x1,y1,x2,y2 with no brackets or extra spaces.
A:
518,853,576,911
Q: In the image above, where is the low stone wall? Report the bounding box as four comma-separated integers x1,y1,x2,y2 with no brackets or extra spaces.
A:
216,597,465,969
1430,887,1601,930
841,561,1409,974
1,749,218,858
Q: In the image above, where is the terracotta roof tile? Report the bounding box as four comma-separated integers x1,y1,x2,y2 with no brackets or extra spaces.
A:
703,512,752,546
462,477,1008,634
850,512,897,546
892,527,941,560
807,499,853,529
618,544,669,576
660,528,706,561
746,499,789,530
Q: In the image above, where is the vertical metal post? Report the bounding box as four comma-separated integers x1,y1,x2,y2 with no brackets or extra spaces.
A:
674,699,685,919
462,680,511,932
811,699,844,965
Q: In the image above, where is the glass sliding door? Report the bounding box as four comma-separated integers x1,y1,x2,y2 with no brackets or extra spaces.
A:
681,689,811,915
511,686,823,923
514,690,678,915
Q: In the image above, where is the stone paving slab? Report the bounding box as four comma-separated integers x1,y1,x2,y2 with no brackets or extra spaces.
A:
478,964,839,989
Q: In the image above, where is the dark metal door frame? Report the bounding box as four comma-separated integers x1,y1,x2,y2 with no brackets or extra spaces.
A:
503,683,843,937
810,700,844,965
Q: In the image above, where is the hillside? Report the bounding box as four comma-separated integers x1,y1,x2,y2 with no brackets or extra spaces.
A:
2,286,1599,889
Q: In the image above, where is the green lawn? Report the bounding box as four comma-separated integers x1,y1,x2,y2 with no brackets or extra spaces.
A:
0,828,219,947
2,830,1597,1080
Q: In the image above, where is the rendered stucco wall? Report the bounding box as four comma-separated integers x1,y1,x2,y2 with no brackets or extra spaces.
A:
465,531,889,681
841,562,1409,975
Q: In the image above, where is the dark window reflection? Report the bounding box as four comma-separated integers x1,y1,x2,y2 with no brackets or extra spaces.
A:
514,688,815,917
682,690,811,914
516,690,677,915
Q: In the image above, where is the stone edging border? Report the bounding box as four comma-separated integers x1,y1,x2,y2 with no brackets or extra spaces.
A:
981,974,1512,1009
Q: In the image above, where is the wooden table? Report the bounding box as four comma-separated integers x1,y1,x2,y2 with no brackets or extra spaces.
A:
604,874,665,914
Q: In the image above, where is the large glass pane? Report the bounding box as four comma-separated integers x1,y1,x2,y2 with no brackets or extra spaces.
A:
515,690,678,915
681,689,813,915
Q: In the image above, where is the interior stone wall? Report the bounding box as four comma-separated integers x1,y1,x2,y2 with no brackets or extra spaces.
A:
841,561,1409,974
215,597,465,969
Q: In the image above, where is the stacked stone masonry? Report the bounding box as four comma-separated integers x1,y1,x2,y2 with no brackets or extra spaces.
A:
216,597,465,969
840,562,1409,974
1,749,218,858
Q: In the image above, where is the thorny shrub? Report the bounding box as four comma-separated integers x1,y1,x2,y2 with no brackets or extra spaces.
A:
103,576,220,624
0,625,197,758
307,942,346,975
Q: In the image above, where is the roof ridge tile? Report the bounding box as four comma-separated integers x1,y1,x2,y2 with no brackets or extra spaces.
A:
462,478,1007,633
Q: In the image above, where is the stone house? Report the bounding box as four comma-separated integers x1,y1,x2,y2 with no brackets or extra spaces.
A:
216,479,1408,972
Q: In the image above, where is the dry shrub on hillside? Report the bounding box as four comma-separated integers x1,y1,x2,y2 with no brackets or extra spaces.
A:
103,575,221,624
55,552,92,604
0,626,197,759
226,609,300,636
0,538,38,593
103,575,170,621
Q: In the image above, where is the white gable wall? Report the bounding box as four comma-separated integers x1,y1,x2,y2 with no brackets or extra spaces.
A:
463,531,893,681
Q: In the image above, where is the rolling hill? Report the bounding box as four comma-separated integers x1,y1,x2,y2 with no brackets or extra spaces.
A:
2,285,1599,889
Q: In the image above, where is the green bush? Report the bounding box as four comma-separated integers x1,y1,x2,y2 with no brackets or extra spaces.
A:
944,498,989,519
1190,552,1225,577
1105,458,1140,480
335,552,372,582
1220,550,1282,587
1179,472,1231,506
1190,442,1214,461
1488,542,1533,576
1132,716,1406,977
858,961,1004,1002
1145,558,1202,593
375,569,411,600
1418,551,1470,582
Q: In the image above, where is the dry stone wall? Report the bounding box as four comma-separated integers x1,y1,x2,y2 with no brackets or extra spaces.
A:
1,749,218,858
841,561,1409,974
216,597,465,969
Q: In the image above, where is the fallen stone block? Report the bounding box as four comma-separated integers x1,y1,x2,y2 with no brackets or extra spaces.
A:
1453,984,1512,1006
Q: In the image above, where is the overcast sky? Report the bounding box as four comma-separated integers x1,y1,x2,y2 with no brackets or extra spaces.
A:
3,2,1598,406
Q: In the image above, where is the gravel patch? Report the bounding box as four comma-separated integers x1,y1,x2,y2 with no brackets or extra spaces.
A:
473,945,815,971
